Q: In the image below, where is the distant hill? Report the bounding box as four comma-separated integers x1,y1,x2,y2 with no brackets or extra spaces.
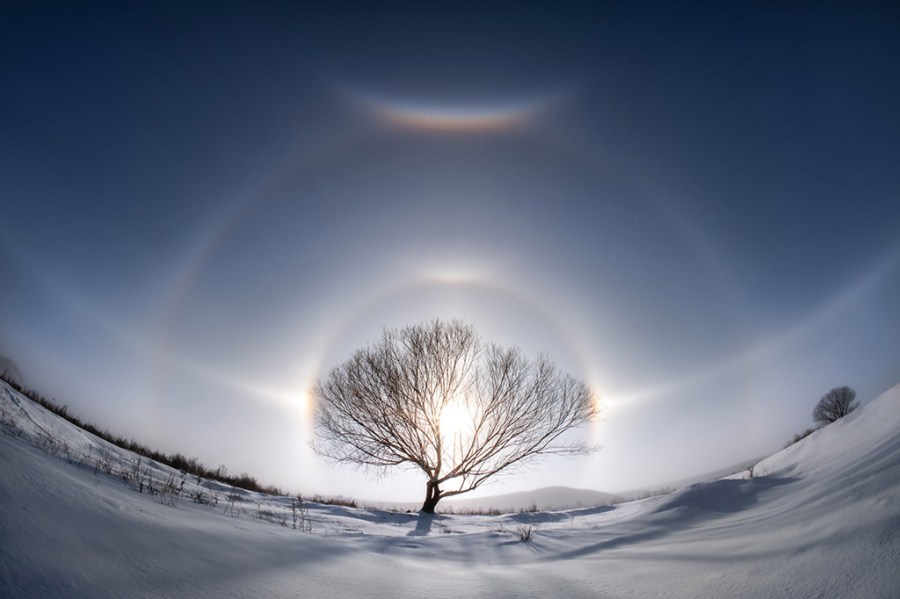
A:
616,457,765,499
367,486,625,513
366,459,765,513
443,486,625,512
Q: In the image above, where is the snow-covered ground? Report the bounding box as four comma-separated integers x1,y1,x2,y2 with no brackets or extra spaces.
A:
1,380,899,598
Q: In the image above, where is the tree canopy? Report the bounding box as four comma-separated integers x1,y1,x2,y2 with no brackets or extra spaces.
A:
312,319,600,512
813,385,858,425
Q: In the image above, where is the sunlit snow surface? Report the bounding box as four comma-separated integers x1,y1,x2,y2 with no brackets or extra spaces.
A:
1,380,899,598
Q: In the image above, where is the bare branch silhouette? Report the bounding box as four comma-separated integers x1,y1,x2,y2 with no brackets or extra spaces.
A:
313,319,600,513
813,386,858,425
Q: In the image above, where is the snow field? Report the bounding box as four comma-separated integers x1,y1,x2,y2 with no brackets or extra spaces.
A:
1,380,899,598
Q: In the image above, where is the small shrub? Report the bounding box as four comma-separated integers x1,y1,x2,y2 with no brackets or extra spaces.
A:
60,440,72,463
159,472,184,507
92,448,114,476
0,408,16,428
784,427,817,448
191,487,219,506
126,456,151,492
515,525,534,542
224,489,243,517
39,433,54,452
256,504,279,525
310,495,357,508
519,501,538,514
292,496,312,532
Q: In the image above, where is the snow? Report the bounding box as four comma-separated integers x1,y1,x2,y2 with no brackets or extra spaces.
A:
2,380,899,598
381,486,627,513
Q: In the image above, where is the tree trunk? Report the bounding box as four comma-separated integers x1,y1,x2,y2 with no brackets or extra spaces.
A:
420,480,442,513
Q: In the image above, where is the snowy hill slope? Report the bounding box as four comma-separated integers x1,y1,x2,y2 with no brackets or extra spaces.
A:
1,380,899,598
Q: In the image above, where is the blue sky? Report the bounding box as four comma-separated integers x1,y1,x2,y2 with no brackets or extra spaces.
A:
2,1,899,500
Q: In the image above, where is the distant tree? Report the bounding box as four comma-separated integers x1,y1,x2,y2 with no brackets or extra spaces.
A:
813,386,858,425
312,319,601,513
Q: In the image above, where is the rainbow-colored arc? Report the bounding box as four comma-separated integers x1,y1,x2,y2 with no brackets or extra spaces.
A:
356,94,557,132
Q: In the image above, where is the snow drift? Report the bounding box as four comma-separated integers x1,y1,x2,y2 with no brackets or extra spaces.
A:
1,380,898,598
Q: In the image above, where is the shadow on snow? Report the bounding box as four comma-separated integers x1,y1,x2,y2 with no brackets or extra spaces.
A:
556,476,798,559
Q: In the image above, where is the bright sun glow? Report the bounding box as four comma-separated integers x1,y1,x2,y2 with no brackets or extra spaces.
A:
294,390,311,414
439,400,472,446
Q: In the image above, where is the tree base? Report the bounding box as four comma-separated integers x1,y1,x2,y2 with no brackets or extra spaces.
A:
421,482,441,513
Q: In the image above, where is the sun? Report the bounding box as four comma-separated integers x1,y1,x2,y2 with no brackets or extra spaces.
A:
289,389,311,416
439,399,472,449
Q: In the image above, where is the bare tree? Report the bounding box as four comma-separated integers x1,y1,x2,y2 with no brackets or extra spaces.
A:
313,319,600,513
813,385,858,425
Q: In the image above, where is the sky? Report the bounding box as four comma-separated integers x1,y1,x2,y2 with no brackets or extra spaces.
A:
1,1,899,502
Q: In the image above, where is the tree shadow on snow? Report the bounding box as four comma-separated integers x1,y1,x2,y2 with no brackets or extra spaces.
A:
407,512,435,536
556,475,798,559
